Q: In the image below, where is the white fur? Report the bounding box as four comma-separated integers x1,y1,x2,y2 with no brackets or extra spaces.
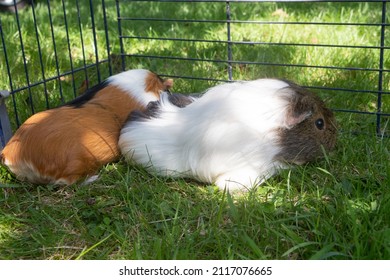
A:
108,69,160,106
119,79,292,191
4,158,70,185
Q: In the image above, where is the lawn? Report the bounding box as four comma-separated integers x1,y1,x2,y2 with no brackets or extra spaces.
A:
0,0,389,259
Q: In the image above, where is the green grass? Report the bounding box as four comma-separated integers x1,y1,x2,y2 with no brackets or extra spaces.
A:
1,1,390,260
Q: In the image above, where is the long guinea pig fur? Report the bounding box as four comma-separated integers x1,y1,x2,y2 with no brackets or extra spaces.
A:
1,69,173,185
119,78,337,191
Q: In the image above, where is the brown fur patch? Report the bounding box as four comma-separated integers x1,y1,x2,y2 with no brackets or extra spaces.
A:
2,85,143,185
145,72,172,97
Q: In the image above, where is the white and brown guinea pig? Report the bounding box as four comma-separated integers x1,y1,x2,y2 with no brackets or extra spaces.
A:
119,78,337,191
1,69,173,185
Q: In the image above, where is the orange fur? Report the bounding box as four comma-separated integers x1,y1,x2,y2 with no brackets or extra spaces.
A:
146,73,173,93
1,70,172,185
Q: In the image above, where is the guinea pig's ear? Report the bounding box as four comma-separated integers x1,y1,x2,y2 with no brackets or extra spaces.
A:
284,94,313,128
163,79,174,90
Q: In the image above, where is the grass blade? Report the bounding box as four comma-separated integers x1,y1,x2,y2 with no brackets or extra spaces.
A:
76,233,113,260
282,241,318,258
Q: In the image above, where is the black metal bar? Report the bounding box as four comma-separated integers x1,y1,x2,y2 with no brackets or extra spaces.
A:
125,53,390,73
102,0,113,76
116,0,126,71
47,0,65,103
376,1,386,136
226,1,233,80
76,0,90,90
118,17,390,27
157,73,229,83
330,109,389,116
304,85,390,96
89,0,101,83
61,0,77,99
14,2,34,114
30,1,50,109
120,35,390,50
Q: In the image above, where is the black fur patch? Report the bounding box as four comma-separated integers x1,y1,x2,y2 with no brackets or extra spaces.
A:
127,100,162,122
168,93,195,108
145,100,162,118
126,93,196,123
127,110,153,122
63,80,109,108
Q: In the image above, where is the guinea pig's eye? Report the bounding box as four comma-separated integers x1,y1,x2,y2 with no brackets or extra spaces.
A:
315,118,325,130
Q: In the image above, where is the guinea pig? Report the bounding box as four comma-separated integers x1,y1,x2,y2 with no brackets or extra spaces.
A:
118,78,337,191
1,69,173,185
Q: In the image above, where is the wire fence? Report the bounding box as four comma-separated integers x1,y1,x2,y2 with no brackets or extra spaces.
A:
0,0,389,142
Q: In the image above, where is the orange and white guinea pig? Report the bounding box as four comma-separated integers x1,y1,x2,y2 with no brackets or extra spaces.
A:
1,69,173,185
